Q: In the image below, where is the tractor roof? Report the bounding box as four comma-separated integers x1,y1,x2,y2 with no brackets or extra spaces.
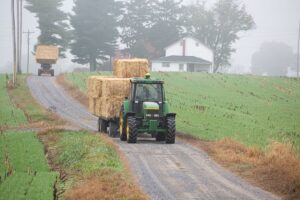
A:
130,77,164,84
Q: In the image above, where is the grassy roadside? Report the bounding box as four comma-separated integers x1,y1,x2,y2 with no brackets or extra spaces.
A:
38,129,147,200
0,74,147,199
62,72,300,199
7,75,63,128
0,75,27,128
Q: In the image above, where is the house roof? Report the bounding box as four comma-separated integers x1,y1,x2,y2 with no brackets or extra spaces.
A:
152,56,212,65
164,36,213,52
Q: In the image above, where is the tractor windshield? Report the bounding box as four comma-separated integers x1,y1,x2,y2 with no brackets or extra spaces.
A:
135,83,163,102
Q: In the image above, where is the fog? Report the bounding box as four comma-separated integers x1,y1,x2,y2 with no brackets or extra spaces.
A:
0,0,299,75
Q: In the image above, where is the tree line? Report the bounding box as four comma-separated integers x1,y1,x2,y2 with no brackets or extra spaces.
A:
25,0,254,72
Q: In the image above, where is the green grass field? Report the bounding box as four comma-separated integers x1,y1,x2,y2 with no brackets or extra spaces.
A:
66,72,300,151
0,132,58,200
0,75,27,128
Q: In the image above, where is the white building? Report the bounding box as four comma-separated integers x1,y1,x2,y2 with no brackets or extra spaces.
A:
151,37,214,72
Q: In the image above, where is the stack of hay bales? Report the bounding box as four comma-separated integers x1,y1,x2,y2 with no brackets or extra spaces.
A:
87,76,130,118
36,45,59,64
88,59,149,119
113,59,149,78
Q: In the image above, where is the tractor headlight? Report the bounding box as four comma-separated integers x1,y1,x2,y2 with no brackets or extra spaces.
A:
145,113,159,118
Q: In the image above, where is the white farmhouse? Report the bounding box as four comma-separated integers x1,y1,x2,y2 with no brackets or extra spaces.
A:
151,37,214,72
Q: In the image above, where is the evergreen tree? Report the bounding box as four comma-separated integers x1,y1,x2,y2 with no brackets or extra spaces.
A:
121,0,184,58
70,0,120,71
120,0,154,57
148,0,184,57
25,0,69,56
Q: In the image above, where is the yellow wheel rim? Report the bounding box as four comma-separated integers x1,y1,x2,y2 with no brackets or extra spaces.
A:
126,123,129,141
119,112,123,136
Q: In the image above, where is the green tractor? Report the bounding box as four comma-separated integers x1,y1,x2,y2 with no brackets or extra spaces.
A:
119,74,176,144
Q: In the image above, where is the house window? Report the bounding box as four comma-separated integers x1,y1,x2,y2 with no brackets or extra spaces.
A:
162,62,170,67
179,64,184,71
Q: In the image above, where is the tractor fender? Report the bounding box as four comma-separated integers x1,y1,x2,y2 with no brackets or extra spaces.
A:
126,112,135,118
166,113,176,118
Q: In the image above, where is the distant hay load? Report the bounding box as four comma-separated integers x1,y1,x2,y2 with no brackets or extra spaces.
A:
113,59,149,78
36,45,59,64
87,76,131,118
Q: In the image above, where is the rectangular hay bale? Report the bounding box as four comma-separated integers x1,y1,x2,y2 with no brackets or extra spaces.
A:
94,96,124,119
87,76,131,118
88,97,96,114
101,78,131,97
113,59,149,78
36,45,59,64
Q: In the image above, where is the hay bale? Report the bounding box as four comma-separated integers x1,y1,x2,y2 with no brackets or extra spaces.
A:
87,76,105,98
94,97,124,118
36,45,59,64
87,76,130,98
113,59,149,78
87,76,131,118
101,78,131,97
88,97,96,114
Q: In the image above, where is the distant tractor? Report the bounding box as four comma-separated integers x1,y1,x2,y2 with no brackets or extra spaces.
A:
36,45,59,76
118,74,176,144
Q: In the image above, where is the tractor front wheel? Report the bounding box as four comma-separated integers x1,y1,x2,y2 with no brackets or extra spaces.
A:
166,117,176,144
127,116,137,143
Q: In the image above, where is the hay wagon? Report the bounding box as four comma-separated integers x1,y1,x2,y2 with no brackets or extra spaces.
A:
87,59,176,144
36,45,59,76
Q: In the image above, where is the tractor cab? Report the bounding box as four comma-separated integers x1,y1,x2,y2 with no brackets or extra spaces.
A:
130,75,164,118
119,74,176,144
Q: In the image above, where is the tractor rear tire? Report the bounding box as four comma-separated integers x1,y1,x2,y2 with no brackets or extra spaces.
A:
98,118,108,133
127,116,137,143
156,133,166,141
166,117,176,144
50,69,54,77
108,121,118,138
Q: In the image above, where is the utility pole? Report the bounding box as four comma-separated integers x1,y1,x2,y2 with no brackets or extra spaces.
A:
23,30,34,74
11,0,17,86
19,0,23,74
297,21,300,78
16,0,20,74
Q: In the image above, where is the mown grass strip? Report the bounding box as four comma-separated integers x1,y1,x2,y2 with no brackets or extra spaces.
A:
0,132,57,200
49,131,122,174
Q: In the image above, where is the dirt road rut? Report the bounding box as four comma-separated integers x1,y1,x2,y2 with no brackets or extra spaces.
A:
27,76,279,200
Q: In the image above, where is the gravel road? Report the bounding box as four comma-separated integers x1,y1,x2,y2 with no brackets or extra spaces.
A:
27,76,279,200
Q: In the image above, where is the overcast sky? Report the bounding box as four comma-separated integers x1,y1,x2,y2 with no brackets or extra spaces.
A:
0,0,300,73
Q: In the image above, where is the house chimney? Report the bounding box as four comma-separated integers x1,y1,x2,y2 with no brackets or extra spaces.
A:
182,39,186,56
